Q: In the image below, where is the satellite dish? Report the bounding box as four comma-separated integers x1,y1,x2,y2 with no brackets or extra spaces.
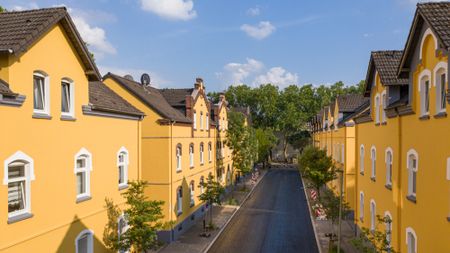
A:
141,73,151,86
124,74,134,81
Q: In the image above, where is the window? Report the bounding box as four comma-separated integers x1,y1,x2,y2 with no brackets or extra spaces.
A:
371,146,376,180
206,113,209,130
360,145,365,174
434,63,447,113
200,176,205,194
222,141,225,158
200,112,203,130
189,144,194,168
419,71,431,116
385,212,393,251
177,186,183,215
176,145,182,171
200,143,204,165
189,181,195,206
75,229,93,253
74,148,92,201
61,78,74,117
208,142,212,163
386,148,393,187
4,151,35,220
359,191,364,221
193,112,197,129
33,72,50,115
341,144,345,164
407,150,418,199
117,147,129,189
370,200,376,232
382,91,387,123
227,165,231,184
406,227,417,253
375,94,380,123
118,215,129,253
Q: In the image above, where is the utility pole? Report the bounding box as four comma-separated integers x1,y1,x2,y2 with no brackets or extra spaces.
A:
337,170,344,253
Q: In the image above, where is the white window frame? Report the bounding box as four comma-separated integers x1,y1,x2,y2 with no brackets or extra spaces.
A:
375,93,380,124
406,149,418,198
74,148,93,201
419,28,437,60
360,145,365,174
447,157,450,181
385,211,393,250
371,146,376,180
406,227,417,253
200,143,204,165
385,148,393,187
33,71,50,116
370,199,376,232
359,191,364,221
200,112,203,130
200,176,205,194
193,112,197,129
381,91,387,123
189,144,194,168
418,69,431,116
118,214,130,253
189,181,195,206
61,78,75,118
177,186,183,215
208,142,212,163
75,229,94,253
206,113,209,130
117,147,129,189
4,151,35,219
434,62,448,113
176,145,182,172
341,144,345,164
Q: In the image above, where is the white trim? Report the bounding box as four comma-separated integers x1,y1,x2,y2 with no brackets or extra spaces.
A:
406,149,418,197
75,229,94,253
371,146,377,179
33,71,51,116
193,112,197,129
385,147,393,185
418,69,431,92
446,157,450,181
176,145,182,171
117,147,129,188
375,93,380,124
405,227,418,253
61,77,75,118
74,148,93,199
406,149,419,171
359,191,364,221
433,61,448,87
434,62,448,113
360,145,365,174
3,151,35,185
381,90,387,123
370,199,376,231
419,28,438,60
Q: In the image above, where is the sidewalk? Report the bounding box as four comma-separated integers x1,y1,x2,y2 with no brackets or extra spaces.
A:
159,169,267,253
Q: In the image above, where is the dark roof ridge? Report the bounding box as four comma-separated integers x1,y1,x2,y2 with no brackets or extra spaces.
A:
0,6,67,15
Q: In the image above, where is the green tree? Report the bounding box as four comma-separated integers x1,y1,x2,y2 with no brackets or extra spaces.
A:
198,175,225,228
298,146,336,200
351,215,397,253
320,188,350,243
103,181,165,253
0,6,7,13
255,128,277,168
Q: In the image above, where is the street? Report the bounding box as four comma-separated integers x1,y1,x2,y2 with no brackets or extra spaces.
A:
208,165,319,253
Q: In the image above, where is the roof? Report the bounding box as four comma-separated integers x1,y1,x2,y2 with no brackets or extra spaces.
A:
88,81,143,117
353,102,372,124
372,51,409,86
336,94,369,113
0,7,100,80
104,73,191,123
0,78,17,96
159,88,194,110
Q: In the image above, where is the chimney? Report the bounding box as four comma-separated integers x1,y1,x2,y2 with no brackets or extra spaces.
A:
195,77,204,90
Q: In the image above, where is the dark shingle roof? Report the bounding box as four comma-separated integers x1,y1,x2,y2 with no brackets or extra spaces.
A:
0,78,17,96
0,7,100,80
158,88,194,116
418,2,450,49
372,51,409,86
88,81,143,117
104,73,191,123
337,94,370,112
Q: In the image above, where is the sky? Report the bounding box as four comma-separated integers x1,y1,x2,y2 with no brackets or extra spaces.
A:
1,0,442,91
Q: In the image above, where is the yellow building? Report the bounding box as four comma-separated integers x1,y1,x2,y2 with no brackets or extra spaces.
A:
0,7,144,253
354,3,450,252
103,74,232,241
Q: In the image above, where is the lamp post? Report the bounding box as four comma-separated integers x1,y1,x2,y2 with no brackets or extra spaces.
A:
337,169,344,253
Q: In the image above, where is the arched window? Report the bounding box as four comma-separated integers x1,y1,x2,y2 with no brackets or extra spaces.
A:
419,70,431,116
118,215,129,253
375,94,380,124
74,148,92,202
360,145,365,174
407,149,418,200
61,78,75,117
200,176,205,194
189,181,195,207
381,91,387,123
200,143,204,165
200,111,204,130
193,111,197,129
370,199,376,231
385,212,393,251
176,145,182,171
189,144,194,168
117,147,129,189
75,229,93,253
434,62,447,113
4,151,35,220
206,113,209,130
33,71,50,115
227,165,231,184
208,142,212,163
385,148,393,187
371,146,376,180
359,191,364,222
177,186,183,215
406,227,417,253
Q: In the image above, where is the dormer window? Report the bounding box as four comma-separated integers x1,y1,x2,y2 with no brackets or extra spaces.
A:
419,71,431,117
375,94,380,124
381,91,387,123
434,63,447,114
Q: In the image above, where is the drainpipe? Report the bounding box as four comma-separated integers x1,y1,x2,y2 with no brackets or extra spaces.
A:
170,120,176,241
397,115,403,251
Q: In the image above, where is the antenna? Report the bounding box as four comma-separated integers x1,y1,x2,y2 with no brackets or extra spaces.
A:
124,74,134,81
141,73,151,86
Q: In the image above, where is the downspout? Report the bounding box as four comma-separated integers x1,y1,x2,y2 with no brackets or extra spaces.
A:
354,121,359,235
397,114,403,251
170,120,176,240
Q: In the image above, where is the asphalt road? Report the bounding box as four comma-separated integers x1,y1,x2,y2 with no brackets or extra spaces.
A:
208,165,319,253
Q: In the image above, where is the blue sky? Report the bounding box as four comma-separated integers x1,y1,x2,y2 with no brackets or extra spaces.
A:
2,0,438,91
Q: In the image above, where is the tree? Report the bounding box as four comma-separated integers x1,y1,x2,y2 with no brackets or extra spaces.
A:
103,181,165,253
0,6,6,13
198,175,225,228
298,146,336,200
255,128,277,168
351,215,397,253
320,187,350,249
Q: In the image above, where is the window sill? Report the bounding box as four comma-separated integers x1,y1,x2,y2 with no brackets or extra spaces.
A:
385,184,392,190
419,114,430,120
190,166,194,169
8,212,33,224
176,169,182,173
370,177,376,182
381,122,387,125
190,202,195,208
375,122,380,126
119,184,129,191
406,195,416,203
177,211,182,217
32,113,52,120
76,195,92,203
434,111,447,119
360,172,364,176
60,115,76,121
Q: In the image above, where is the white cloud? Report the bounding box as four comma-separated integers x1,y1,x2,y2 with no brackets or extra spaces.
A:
11,2,39,11
253,67,298,88
363,33,374,38
240,21,275,40
218,58,264,85
140,0,197,21
246,7,260,16
98,65,168,87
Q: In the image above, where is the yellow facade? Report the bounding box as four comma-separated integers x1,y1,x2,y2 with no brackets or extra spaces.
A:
0,18,141,253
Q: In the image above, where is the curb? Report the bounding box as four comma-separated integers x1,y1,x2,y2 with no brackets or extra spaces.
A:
300,173,323,253
202,170,268,253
